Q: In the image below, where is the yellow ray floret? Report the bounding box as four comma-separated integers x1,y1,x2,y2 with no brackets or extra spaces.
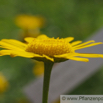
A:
0,34,103,62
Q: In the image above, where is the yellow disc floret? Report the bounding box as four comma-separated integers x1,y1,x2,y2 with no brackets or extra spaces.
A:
25,38,74,57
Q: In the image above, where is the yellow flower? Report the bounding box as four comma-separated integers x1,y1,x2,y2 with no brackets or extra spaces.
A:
33,61,44,76
15,14,45,29
15,14,45,40
0,34,103,62
0,72,8,93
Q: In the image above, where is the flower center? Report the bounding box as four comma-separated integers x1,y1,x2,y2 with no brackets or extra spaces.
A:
25,38,74,56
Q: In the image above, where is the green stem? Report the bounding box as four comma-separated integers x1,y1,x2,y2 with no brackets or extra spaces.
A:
42,61,54,103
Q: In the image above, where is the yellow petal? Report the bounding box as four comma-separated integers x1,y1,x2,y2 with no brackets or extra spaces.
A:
74,42,103,50
1,39,26,48
71,41,82,46
64,37,74,42
54,53,74,58
0,39,26,50
73,40,95,49
24,37,34,43
37,34,49,39
73,53,103,58
0,42,23,51
68,57,89,62
43,54,54,62
55,53,89,62
54,53,103,58
0,50,42,58
0,50,11,56
11,50,42,58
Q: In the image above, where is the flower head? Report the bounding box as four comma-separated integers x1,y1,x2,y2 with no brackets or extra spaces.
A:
15,14,45,29
0,34,103,62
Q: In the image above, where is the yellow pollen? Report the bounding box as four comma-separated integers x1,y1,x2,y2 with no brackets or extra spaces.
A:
25,38,74,56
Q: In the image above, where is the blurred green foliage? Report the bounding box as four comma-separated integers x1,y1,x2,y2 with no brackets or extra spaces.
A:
0,0,103,102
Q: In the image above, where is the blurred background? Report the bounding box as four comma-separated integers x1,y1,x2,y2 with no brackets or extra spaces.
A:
0,0,103,103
